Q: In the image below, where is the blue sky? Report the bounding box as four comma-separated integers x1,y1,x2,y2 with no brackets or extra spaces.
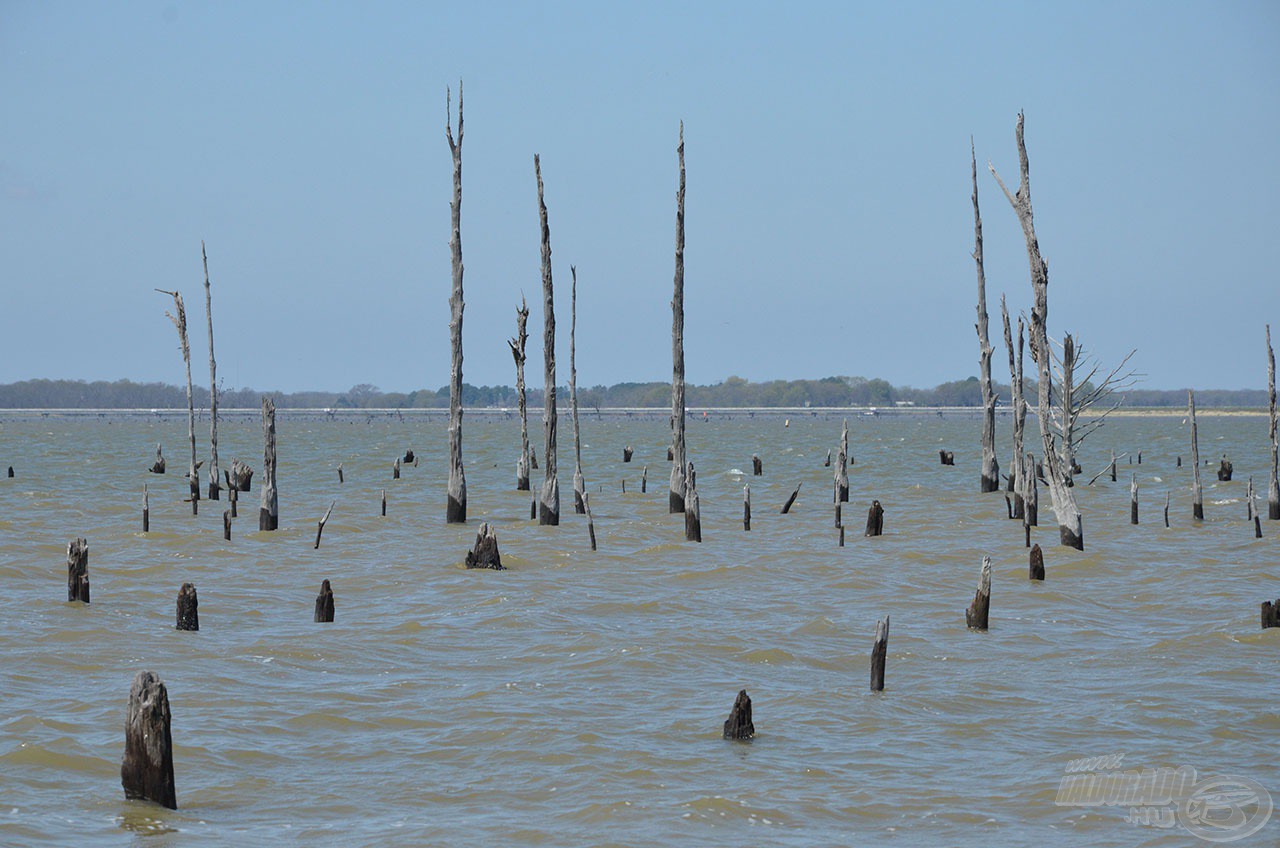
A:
2,1,1277,393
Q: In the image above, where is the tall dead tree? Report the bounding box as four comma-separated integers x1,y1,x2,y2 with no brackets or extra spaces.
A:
509,298,531,491
202,243,220,500
1189,389,1203,520
445,82,467,523
534,155,560,526
158,289,199,510
1268,324,1278,520
669,123,688,515
1050,332,1135,484
990,112,1083,549
570,266,586,514
259,396,278,531
1001,297,1026,517
972,140,1000,492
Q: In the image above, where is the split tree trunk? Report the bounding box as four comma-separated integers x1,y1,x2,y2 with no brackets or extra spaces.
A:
1268,325,1278,520
445,83,468,524
1189,390,1203,520
202,243,220,500
67,538,89,603
534,155,560,526
684,462,701,542
669,123,688,515
570,266,586,514
990,111,1083,549
121,670,176,810
259,396,278,531
314,579,334,622
466,522,504,569
722,689,754,740
972,140,1000,492
509,298,532,491
965,556,992,631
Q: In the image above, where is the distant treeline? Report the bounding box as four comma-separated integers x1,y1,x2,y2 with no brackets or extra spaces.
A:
0,376,1268,410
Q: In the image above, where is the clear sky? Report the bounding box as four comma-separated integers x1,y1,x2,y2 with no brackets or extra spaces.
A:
2,1,1277,394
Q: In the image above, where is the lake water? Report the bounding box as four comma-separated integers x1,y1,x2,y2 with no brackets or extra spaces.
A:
0,409,1276,846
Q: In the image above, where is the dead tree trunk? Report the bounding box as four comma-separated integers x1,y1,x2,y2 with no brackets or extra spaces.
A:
1189,390,1203,520
835,419,849,502
314,501,334,549
158,289,199,511
965,556,991,631
314,579,334,622
259,396,278,531
669,123,688,515
684,462,701,542
445,83,468,524
465,522,503,569
1058,333,1078,486
972,140,1000,492
176,583,198,631
990,111,1084,549
149,443,165,474
121,670,176,809
584,493,597,551
865,499,884,537
1130,474,1139,525
509,298,531,491
202,243,220,501
67,538,89,603
570,266,586,514
1002,298,1026,516
743,484,751,530
1029,543,1045,580
1023,452,1038,527
1217,456,1233,481
781,482,802,514
142,485,150,533
1268,324,1279,520
534,155,560,526
722,689,754,740
870,615,888,692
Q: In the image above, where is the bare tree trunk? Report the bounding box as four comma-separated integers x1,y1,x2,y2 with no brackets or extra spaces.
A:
570,266,586,514
509,298,531,491
1000,298,1026,517
67,537,89,603
1023,451,1038,527
534,155,559,526
1059,333,1077,485
259,396,278,531
1268,324,1278,520
870,615,888,692
202,243,220,501
159,289,199,511
669,123,688,515
176,583,198,631
990,112,1083,549
835,419,849,502
972,141,1000,493
965,556,991,631
445,83,467,524
1189,389,1203,520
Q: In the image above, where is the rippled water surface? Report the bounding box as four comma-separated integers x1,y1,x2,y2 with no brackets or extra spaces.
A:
1,410,1276,846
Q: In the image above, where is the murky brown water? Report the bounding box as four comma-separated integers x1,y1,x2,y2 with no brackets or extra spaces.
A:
0,410,1275,845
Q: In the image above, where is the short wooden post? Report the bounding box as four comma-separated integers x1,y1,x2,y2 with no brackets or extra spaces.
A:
6,465,12,478
939,450,955,466
1246,477,1255,521
67,538,89,603
743,484,751,531
864,500,884,537
1164,492,1171,528
228,484,237,518
870,615,888,692
623,446,633,462
684,463,702,543
142,485,150,533
1255,516,1263,539
780,482,802,514
404,449,415,464
722,689,754,740
1029,543,1044,581
381,488,387,516
1130,475,1139,525
337,463,344,484
835,502,842,529
641,465,647,493
824,449,831,467
222,510,231,541
314,579,334,622
149,443,166,474
314,501,335,550
584,493,598,551
393,457,401,480
530,447,538,469
1217,456,1233,481
465,522,504,569
752,454,762,476
965,556,991,631
176,583,198,631
1109,449,1117,482
121,670,176,809
1262,600,1280,629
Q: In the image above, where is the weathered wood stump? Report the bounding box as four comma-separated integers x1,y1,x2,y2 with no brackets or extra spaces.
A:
864,500,884,537
404,449,415,464
149,443,165,474
1029,543,1044,581
222,510,231,541
1255,516,1263,539
965,556,991,631
939,450,955,466
722,689,754,740
743,484,751,531
228,484,238,518
870,615,889,692
824,449,831,467
381,489,387,517
121,670,176,809
530,447,538,469
1217,456,1233,481
314,579,334,622
337,463,344,484
228,460,253,493
1164,492,1171,528
641,465,647,493
667,447,674,462
584,493,597,551
465,523,504,570
67,538,89,603
1263,600,1280,629
142,486,150,533
752,454,762,476
780,482,802,514
176,583,198,631
393,457,401,480
6,465,12,478
1130,475,1139,525
684,463,701,542
259,398,278,531
623,446,633,462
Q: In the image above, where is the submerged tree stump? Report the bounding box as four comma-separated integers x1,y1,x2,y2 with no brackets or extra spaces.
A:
314,501,335,550
1217,456,1233,482
314,579,334,622
121,670,176,810
584,493,597,552
66,538,90,603
176,583,198,631
465,523,504,570
222,510,231,541
381,488,387,517
337,463,344,484
404,449,415,465
1029,544,1044,581
864,500,884,537
939,450,955,466
965,556,991,631
870,615,889,692
1130,475,1139,525
743,484,751,531
1263,600,1280,629
623,446,633,463
393,457,401,480
722,689,754,740
684,463,701,543
752,454,762,476
142,485,150,533
149,443,166,474
780,482,802,514
6,466,12,478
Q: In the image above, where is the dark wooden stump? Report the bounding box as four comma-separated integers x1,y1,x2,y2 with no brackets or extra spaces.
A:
870,615,888,692
1130,475,1139,525
337,463,344,484
1176,456,1182,467
228,484,237,518
864,500,884,537
314,579,334,622
824,449,831,468
465,523,504,570
743,484,751,531
641,465,648,493
965,556,991,630
584,494,597,552
1217,457,1233,481
530,448,538,470
623,446,633,463
939,450,954,466
780,482,802,514
6,466,12,478
1255,516,1263,539
1164,492,1171,528
1262,599,1280,629
142,486,150,533
149,443,166,474
1029,543,1044,581
667,446,674,461
66,538,89,603
176,583,198,631
393,458,401,480
208,478,220,501
752,454,762,476
222,510,231,541
381,489,387,517
722,689,754,740
121,670,176,809
404,449,415,464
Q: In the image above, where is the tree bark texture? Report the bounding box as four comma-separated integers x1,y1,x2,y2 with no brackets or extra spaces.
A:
121,670,176,809
446,83,468,524
989,112,1083,550
259,396,278,531
570,266,586,514
972,141,1000,493
509,298,531,491
669,123,688,515
534,155,560,526
1189,390,1203,520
